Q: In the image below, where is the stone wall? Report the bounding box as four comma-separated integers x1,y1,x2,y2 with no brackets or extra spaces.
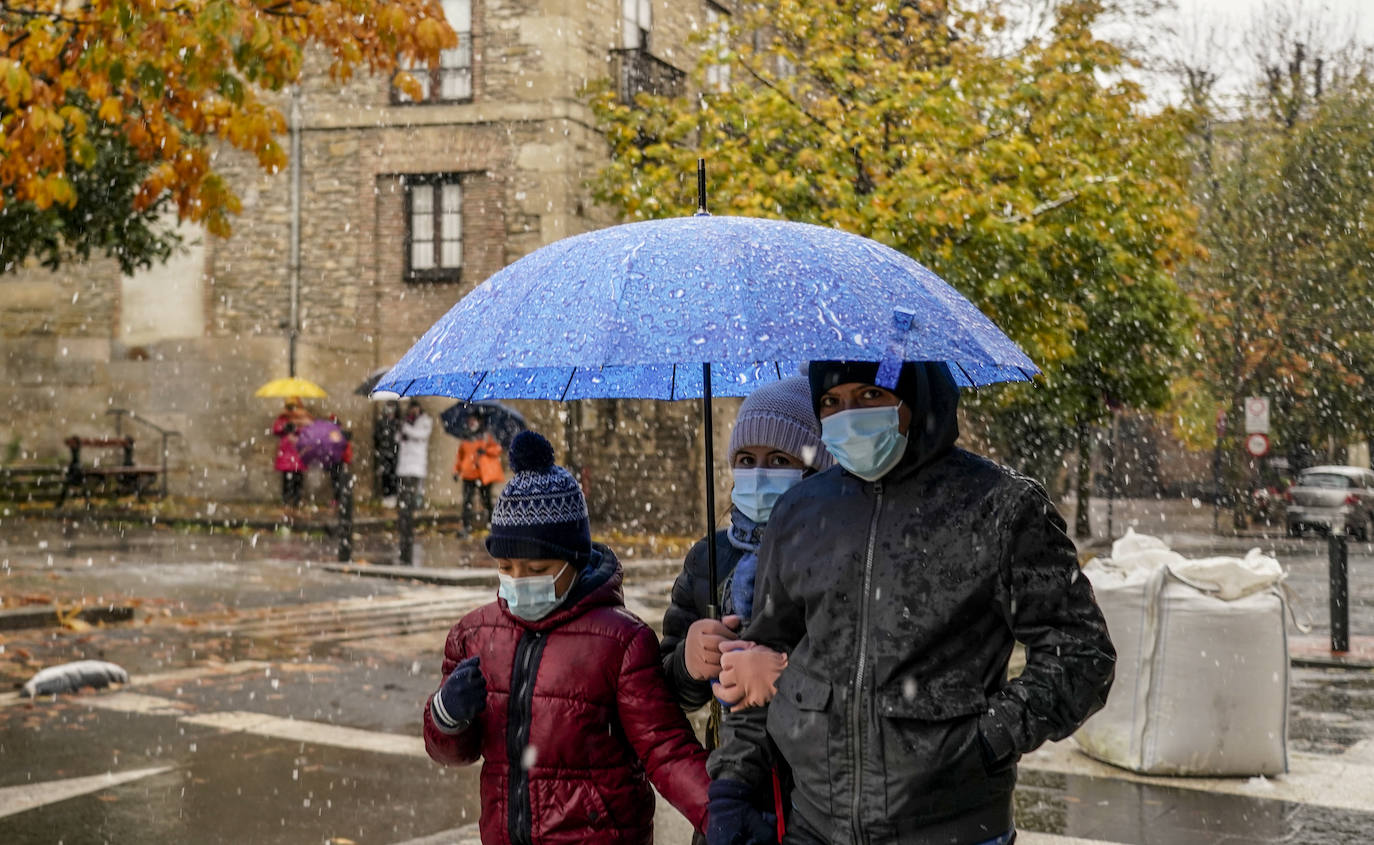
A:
0,0,739,534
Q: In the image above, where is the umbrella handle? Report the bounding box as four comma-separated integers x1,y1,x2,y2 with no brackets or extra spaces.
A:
702,362,719,621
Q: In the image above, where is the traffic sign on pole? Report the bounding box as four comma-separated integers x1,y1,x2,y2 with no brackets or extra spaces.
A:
1245,397,1270,434
1246,432,1270,457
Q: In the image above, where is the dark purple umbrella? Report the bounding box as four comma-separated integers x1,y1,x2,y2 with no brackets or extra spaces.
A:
296,419,348,467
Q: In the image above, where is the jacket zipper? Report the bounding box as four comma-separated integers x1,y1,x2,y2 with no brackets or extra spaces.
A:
849,482,883,844
507,630,546,845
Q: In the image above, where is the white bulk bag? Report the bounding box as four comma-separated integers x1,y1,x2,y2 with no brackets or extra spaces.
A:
1074,533,1289,776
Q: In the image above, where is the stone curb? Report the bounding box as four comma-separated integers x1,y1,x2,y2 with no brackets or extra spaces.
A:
322,559,685,585
3,507,466,535
0,605,136,632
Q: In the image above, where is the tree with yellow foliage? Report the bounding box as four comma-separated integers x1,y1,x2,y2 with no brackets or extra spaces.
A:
588,0,1197,530
0,0,455,272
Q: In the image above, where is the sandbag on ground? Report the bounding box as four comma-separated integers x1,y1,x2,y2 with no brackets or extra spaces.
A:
1074,530,1288,776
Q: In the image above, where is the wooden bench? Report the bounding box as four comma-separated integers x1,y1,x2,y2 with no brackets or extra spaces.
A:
57,437,164,506
0,464,66,502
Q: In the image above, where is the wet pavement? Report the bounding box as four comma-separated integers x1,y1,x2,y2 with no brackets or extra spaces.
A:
1,507,1373,844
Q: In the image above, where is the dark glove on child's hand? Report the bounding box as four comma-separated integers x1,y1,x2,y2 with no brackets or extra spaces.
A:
431,656,486,733
706,779,777,845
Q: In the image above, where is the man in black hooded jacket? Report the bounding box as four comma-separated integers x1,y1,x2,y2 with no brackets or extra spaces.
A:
705,360,1115,845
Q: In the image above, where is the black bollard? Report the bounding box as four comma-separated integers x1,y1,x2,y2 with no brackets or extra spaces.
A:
336,469,354,562
398,480,415,566
1328,532,1350,653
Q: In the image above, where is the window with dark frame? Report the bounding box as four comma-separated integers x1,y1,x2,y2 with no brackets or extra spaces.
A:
704,2,731,92
622,0,651,49
405,175,463,283
394,0,473,103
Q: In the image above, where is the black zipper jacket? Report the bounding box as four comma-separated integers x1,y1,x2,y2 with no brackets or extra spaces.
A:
708,395,1115,844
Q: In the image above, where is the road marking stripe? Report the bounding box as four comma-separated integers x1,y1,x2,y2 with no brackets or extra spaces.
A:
0,767,173,819
179,710,427,757
1024,740,1374,814
76,691,191,716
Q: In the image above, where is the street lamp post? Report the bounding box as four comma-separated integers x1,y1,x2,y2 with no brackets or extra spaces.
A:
287,85,303,377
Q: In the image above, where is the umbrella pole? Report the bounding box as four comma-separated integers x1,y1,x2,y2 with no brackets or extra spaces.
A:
702,361,723,751
696,162,718,617
702,362,719,620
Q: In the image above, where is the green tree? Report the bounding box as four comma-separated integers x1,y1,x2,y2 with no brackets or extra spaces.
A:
588,0,1195,533
1176,27,1374,501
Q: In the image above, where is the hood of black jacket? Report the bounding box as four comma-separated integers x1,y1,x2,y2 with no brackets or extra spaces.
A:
808,360,960,478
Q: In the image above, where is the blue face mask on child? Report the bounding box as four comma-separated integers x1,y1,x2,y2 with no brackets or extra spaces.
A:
731,468,804,524
820,404,908,481
498,562,571,621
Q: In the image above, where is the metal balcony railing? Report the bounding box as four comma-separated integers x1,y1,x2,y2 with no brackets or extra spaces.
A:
610,48,685,105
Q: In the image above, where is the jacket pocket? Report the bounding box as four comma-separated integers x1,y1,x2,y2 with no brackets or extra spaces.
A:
875,681,987,721
535,778,620,843
876,682,1000,821
580,783,617,833
768,665,834,817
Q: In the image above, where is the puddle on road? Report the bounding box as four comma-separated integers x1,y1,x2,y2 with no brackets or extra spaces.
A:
0,701,479,844
1016,767,1374,843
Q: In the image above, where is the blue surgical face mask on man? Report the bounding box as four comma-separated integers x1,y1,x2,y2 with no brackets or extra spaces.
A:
820,404,908,481
498,562,571,621
731,467,805,524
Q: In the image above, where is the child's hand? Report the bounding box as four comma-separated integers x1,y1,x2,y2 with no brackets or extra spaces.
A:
684,615,741,681
433,656,486,731
706,779,776,845
715,641,787,711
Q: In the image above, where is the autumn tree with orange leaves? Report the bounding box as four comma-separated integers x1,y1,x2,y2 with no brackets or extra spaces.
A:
0,0,455,272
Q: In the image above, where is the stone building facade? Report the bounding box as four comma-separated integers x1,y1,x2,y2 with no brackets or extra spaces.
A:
1,0,740,535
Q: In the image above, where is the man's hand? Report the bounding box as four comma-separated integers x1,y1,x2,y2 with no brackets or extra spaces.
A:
714,641,787,711
684,615,742,681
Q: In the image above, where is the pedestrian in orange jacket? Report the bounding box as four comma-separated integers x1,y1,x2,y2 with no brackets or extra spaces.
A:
454,415,504,536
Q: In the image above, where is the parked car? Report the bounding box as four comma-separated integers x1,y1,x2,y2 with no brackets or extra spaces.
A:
1285,465,1374,539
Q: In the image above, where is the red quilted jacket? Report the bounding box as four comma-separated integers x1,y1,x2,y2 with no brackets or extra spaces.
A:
423,546,710,845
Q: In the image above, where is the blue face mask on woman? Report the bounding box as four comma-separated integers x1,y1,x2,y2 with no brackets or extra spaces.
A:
731,467,805,524
498,562,570,621
820,404,908,481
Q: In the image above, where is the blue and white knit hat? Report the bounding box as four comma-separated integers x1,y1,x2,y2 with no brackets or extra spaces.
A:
485,431,592,565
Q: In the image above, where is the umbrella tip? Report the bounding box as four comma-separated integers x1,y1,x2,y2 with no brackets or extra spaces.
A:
696,158,707,216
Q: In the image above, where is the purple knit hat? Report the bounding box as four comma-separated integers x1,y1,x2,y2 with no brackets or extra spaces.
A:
728,377,835,471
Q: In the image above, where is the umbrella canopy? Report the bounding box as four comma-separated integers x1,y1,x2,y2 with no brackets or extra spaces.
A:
441,401,529,447
374,215,1037,401
375,183,1037,621
354,367,392,397
295,419,348,467
256,376,328,399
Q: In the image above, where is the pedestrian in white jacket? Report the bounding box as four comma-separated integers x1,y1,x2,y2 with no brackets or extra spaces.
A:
396,400,434,507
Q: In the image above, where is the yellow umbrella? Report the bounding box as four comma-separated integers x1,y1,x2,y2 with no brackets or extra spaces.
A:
255,377,328,399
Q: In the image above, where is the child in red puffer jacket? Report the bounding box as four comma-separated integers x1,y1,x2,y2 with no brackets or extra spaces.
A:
423,431,709,845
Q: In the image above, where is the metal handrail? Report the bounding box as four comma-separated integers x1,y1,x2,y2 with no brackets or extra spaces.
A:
609,47,685,105
106,409,182,498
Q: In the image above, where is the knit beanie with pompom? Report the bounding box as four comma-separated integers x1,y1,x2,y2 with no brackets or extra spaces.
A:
485,431,593,565
727,376,835,471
